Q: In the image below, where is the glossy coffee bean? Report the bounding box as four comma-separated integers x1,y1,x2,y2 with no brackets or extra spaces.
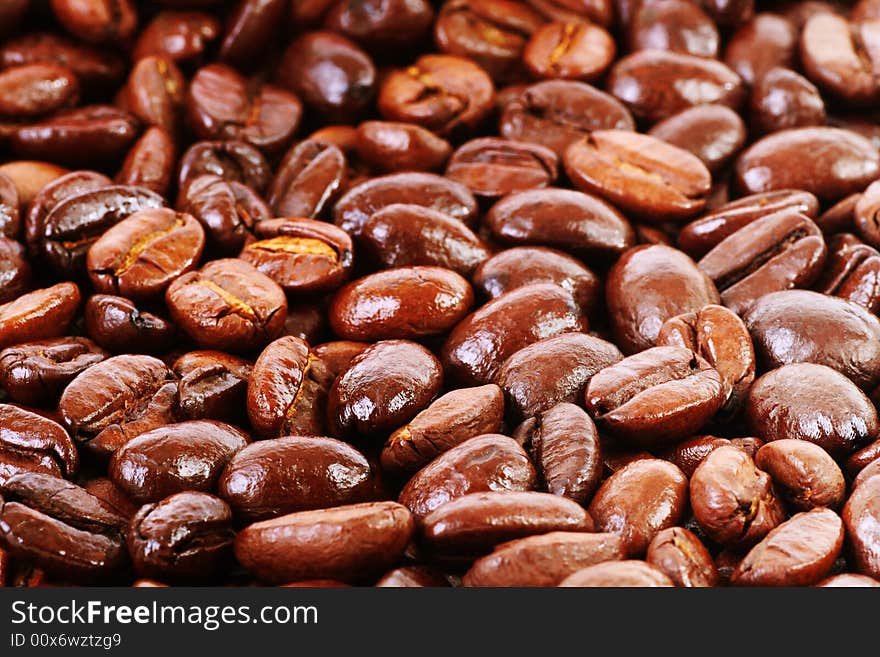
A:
133,11,221,64
442,283,588,386
313,340,369,379
463,531,624,587
564,131,711,223
690,445,786,548
628,0,719,57
325,0,434,51
499,80,634,155
0,238,31,304
83,295,175,355
234,501,413,583
606,244,720,354
375,566,448,588
173,350,251,423
844,474,880,579
0,161,69,210
0,282,80,350
445,138,558,200
0,64,79,119
166,258,287,353
268,141,347,219
560,560,674,587
398,434,536,519
178,140,271,195
127,492,234,584
724,12,796,85
661,435,731,478
0,473,128,582
749,67,826,135
356,121,451,174
59,354,177,458
0,174,20,241
854,179,880,250
0,404,78,485
116,127,176,197
731,508,844,587
746,363,878,460
647,104,746,174
328,340,442,439
50,0,137,45
646,527,718,587
744,290,880,390
523,21,616,83
0,336,106,407
754,440,845,511
122,56,185,134
818,574,880,587
381,384,504,475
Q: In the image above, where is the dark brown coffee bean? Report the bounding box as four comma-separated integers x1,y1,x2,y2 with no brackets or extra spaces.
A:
648,104,746,174
749,67,826,135
116,127,176,197
844,473,880,579
0,64,79,119
361,204,489,276
463,531,625,587
334,172,478,237
606,244,720,354
526,0,611,26
564,131,712,223
724,13,797,85
219,0,288,66
329,340,442,439
0,282,80,350
59,354,177,458
313,341,369,379
607,50,745,124
586,346,725,448
523,21,616,82
178,140,272,195
50,0,137,44
381,384,505,475
355,121,451,174
661,435,730,478
485,187,634,259
173,350,251,423
0,238,31,304
122,56,185,134
82,295,175,355
735,127,880,202
744,289,880,390
0,337,107,407
628,0,719,57
398,434,536,518
746,363,878,460
854,179,880,250
127,492,234,583
330,267,473,341
0,404,78,485
656,305,755,420
0,173,20,241
166,258,287,353
646,527,718,587
731,508,844,586
325,0,434,52
442,283,588,386
445,138,557,199
691,445,786,550
234,501,413,583
499,80,634,155
559,560,674,586
133,11,221,64
496,333,622,420
678,189,820,259
421,491,593,556
848,438,880,480
378,54,495,136
109,420,248,503
268,140,347,219
818,190,862,237
697,210,827,316
754,440,845,511
83,477,138,520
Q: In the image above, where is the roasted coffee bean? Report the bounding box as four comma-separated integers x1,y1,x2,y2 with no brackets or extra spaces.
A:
445,138,557,200
0,238,31,304
173,350,251,423
361,204,489,276
661,435,731,478
560,560,674,587
50,0,138,45
219,0,288,66
0,282,80,350
326,0,434,51
328,340,442,439
815,193,860,236
0,404,78,485
59,354,177,458
330,267,472,342
500,80,634,156
656,305,755,419
628,0,719,57
731,508,844,587
375,566,448,587
0,336,107,407
485,187,634,259
133,11,221,64
697,210,827,315
398,434,536,518
463,531,624,587
0,174,20,240
356,121,451,174
735,128,880,202
219,436,373,522
526,0,611,26
678,190,820,259
564,131,712,223
496,333,622,420
0,161,69,210
724,13,796,85
83,477,138,520
606,244,720,354
690,445,786,548
646,527,718,587
854,179,880,250
754,440,846,511
234,501,413,583
166,258,287,353
178,140,272,195
847,439,880,480
42,185,165,277
0,473,128,581
116,127,176,197
746,363,879,460
648,105,746,174
109,420,248,503
749,67,826,135
127,492,234,584
744,290,880,390
334,172,478,237
83,295,175,355
0,64,79,119
240,218,353,296
268,141,347,219
523,21,616,82
442,283,588,386
844,473,880,579
421,491,593,556
122,56,185,134
818,574,880,587
473,247,599,313
87,209,205,302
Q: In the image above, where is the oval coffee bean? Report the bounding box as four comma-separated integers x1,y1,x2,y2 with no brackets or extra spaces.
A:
445,138,557,200
83,295,175,355
356,121,451,173
268,140,347,219
173,350,251,423
646,527,718,587
0,282,80,350
560,560,674,587
844,474,880,579
648,104,746,174
0,404,78,484
754,440,845,511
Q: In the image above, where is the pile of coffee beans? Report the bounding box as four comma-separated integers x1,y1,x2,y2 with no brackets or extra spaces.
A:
3,0,880,588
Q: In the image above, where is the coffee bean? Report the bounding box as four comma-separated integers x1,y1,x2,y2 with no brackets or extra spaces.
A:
724,12,796,85
844,474,880,579
116,127,176,197
646,527,718,587
356,121,452,174
648,104,746,173
523,21,616,82
560,560,674,586
0,282,80,349
268,140,347,218
0,404,78,485
178,140,271,195
754,440,845,511
83,294,176,354
173,350,251,423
